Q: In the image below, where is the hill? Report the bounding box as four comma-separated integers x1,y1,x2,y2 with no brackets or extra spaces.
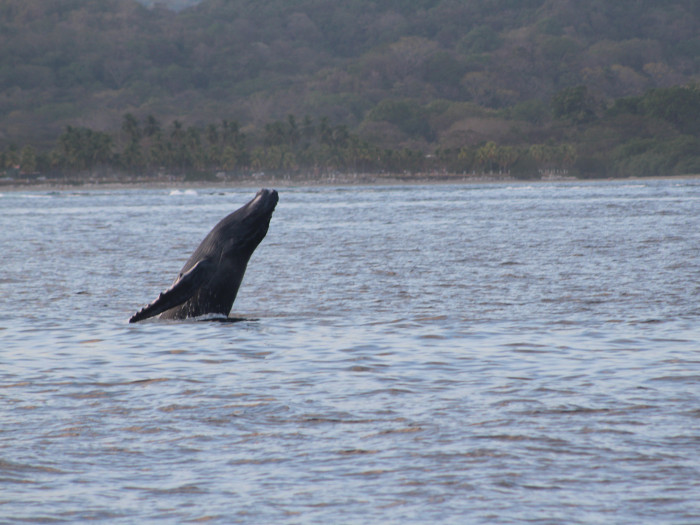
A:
1,0,699,179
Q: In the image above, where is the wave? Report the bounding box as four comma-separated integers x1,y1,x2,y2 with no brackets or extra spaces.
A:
168,189,198,196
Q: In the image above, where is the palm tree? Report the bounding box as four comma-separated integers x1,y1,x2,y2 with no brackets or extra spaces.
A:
528,144,553,174
143,115,161,138
20,145,37,173
122,113,142,144
287,114,300,147
476,141,498,173
558,144,577,173
496,145,519,174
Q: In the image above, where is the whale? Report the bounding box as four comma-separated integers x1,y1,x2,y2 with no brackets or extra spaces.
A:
129,188,278,323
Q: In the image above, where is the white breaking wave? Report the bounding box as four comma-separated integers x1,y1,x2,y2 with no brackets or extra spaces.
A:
168,189,198,196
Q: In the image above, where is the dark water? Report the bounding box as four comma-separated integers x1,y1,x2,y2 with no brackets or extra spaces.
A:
1,180,699,523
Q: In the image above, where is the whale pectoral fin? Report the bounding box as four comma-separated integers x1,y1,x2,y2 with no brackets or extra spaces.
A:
129,259,216,323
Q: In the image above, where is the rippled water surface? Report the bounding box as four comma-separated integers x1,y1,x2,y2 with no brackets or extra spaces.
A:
1,180,699,523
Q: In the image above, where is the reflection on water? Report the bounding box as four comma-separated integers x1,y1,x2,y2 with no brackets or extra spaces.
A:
1,180,699,523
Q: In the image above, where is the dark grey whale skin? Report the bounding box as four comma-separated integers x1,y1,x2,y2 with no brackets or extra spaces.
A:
129,188,278,323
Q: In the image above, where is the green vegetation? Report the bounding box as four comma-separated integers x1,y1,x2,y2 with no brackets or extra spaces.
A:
3,85,698,180
1,0,699,180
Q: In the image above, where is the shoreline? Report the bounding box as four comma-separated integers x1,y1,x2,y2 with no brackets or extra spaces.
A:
1,172,698,193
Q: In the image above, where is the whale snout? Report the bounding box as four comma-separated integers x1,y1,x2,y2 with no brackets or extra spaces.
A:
253,188,279,213
257,188,276,198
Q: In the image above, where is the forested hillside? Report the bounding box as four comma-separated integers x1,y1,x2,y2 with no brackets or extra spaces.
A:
1,0,699,178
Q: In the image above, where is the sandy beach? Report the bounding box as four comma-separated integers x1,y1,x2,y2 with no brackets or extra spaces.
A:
1,171,698,193
0,171,516,192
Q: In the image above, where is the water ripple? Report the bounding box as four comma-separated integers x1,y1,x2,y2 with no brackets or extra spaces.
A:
1,181,699,523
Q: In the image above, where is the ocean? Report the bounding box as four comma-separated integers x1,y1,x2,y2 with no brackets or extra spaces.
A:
1,179,699,523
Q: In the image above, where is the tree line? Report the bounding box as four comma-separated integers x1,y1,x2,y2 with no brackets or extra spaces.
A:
0,113,576,178
2,83,699,180
1,112,578,180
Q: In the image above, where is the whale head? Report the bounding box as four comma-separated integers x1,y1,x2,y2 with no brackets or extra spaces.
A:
218,188,279,256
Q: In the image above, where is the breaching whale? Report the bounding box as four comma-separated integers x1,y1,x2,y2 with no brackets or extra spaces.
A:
129,188,278,323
